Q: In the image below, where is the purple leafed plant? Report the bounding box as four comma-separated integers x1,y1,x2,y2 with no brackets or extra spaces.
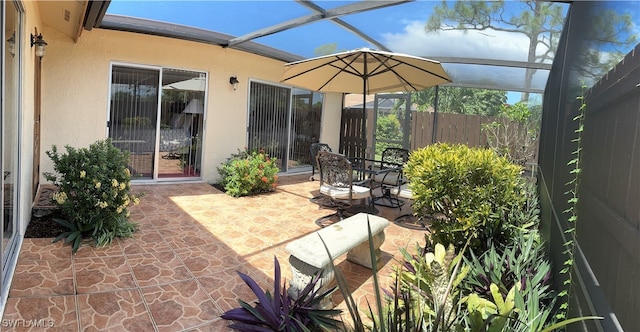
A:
221,256,344,331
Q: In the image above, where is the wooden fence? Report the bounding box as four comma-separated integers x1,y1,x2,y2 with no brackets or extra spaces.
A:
340,108,539,165
410,111,500,150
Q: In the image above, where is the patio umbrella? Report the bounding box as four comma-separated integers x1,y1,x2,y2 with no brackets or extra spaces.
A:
162,77,206,92
280,48,451,155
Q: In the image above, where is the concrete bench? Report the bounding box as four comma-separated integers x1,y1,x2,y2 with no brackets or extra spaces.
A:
285,213,389,308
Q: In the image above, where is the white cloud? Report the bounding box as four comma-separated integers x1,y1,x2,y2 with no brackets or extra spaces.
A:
380,20,553,92
381,20,535,62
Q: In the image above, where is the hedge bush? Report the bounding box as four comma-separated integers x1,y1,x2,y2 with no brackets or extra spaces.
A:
217,148,279,197
404,143,525,253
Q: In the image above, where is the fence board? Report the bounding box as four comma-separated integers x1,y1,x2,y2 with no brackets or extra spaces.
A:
340,108,366,159
411,111,433,150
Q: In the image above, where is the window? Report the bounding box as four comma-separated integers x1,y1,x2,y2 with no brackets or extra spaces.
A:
247,81,323,172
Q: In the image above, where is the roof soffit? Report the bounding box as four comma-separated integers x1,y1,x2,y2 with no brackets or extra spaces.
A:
37,0,87,42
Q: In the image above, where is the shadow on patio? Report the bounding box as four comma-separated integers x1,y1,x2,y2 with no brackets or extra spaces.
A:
2,173,426,331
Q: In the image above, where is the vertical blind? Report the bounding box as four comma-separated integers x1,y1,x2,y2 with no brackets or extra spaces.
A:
248,82,291,171
109,66,160,179
248,82,324,173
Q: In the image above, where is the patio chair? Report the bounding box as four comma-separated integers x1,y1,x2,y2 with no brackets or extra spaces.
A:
309,143,332,181
371,147,410,208
315,151,373,227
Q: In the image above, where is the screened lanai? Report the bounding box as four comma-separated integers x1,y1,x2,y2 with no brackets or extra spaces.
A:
6,1,635,331
103,0,567,96
98,2,640,331
99,0,637,170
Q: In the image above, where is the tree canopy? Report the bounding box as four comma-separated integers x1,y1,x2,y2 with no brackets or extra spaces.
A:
425,1,637,99
412,87,507,116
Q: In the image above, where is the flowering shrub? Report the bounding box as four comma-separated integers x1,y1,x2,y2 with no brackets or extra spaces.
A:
217,148,279,197
44,139,141,252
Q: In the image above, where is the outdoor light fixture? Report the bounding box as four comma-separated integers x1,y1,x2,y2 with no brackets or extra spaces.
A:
30,33,47,58
229,76,239,90
7,31,15,57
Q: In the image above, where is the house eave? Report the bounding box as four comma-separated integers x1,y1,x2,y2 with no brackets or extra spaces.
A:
98,14,305,63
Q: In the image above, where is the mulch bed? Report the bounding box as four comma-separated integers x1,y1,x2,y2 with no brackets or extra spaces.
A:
24,212,67,238
211,183,225,192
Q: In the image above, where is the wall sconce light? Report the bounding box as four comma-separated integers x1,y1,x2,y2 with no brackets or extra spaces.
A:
229,76,239,91
6,31,15,57
30,33,47,58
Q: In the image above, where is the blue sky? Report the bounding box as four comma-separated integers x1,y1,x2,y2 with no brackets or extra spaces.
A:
106,1,576,61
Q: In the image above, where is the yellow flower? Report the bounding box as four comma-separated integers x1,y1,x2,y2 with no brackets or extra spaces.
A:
112,179,119,187
123,196,131,206
119,183,126,190
133,197,140,205
97,201,108,209
79,170,86,178
95,182,101,189
116,206,123,214
52,192,67,205
124,168,131,176
125,210,130,217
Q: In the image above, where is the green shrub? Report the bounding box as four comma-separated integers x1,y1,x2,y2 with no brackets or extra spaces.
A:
44,139,141,252
375,113,403,157
217,148,279,197
404,143,525,253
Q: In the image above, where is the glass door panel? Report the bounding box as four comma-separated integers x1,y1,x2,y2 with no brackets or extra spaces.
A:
248,82,291,171
159,69,205,178
289,89,323,172
2,1,20,269
372,93,412,159
109,66,160,180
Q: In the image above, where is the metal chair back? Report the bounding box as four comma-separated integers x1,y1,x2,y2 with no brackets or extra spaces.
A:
310,143,332,179
380,147,410,169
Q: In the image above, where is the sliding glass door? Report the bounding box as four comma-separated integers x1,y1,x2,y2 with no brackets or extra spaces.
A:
2,0,22,297
108,64,206,180
247,81,323,172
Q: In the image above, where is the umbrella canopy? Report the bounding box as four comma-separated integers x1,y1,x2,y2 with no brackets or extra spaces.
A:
280,47,451,95
162,77,206,92
280,48,451,157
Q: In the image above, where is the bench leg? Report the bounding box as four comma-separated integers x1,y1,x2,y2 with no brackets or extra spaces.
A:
346,231,385,269
287,256,334,309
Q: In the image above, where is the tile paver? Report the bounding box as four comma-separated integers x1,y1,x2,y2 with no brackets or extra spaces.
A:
3,173,426,331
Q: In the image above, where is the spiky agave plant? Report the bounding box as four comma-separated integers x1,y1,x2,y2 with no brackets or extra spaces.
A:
221,256,343,331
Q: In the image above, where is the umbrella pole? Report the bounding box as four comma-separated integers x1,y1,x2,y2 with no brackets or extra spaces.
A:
362,84,367,160
362,54,368,160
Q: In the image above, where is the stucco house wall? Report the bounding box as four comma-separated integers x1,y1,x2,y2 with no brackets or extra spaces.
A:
39,26,343,184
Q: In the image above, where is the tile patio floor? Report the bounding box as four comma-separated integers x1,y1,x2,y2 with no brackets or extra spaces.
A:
2,173,426,331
